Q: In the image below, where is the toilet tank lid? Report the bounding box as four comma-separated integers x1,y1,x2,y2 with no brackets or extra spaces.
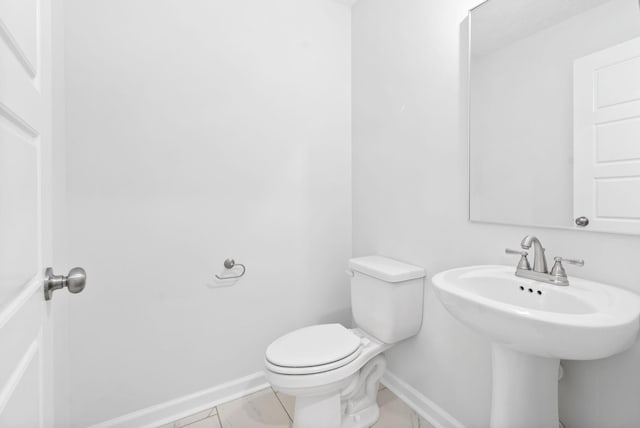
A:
348,256,425,283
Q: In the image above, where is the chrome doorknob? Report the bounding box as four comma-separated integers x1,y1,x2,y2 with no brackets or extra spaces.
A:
44,267,87,300
575,217,589,227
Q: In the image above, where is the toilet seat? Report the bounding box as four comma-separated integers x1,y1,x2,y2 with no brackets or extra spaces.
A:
265,324,363,375
265,327,392,393
265,346,362,375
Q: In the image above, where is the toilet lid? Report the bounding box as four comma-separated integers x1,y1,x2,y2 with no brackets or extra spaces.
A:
266,324,362,369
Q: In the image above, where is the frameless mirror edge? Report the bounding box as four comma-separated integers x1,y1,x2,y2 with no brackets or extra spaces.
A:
465,0,640,237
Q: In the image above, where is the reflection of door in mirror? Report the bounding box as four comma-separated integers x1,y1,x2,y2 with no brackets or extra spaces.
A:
574,36,640,234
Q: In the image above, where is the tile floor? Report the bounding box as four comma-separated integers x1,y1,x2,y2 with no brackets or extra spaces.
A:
158,385,435,428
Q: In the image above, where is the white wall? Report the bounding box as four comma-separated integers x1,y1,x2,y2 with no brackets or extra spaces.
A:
63,1,351,426
352,1,640,427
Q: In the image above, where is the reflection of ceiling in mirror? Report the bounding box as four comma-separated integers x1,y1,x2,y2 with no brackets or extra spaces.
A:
471,0,615,56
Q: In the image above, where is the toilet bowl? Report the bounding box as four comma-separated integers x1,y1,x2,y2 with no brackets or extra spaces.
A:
266,324,391,428
264,256,426,428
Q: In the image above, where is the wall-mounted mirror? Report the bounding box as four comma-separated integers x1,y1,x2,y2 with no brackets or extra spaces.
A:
469,0,640,234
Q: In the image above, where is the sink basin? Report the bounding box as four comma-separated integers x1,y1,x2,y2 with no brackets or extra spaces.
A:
433,265,640,360
433,265,640,428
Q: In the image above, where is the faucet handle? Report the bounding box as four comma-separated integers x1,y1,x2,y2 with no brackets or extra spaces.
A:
554,256,584,267
549,257,583,286
505,248,531,271
505,248,527,256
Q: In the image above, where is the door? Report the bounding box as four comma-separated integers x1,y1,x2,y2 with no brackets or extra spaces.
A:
0,0,54,426
574,36,640,233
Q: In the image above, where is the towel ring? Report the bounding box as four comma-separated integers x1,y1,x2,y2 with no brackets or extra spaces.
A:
215,258,246,280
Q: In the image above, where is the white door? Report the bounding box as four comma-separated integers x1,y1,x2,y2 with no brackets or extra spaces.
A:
574,36,640,234
0,0,55,426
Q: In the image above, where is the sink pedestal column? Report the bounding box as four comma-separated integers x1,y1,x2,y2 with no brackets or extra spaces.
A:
490,344,560,428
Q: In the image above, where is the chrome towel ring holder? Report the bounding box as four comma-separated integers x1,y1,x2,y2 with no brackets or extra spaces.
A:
215,258,246,280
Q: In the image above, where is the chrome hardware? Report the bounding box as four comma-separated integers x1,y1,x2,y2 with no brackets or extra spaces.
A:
44,267,87,300
549,257,585,286
509,236,584,286
575,217,589,227
520,235,548,273
215,258,246,280
505,248,531,271
554,256,584,267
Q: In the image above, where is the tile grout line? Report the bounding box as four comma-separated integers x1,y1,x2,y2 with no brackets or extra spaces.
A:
180,411,214,428
215,407,223,428
271,387,293,423
170,407,213,428
163,383,418,428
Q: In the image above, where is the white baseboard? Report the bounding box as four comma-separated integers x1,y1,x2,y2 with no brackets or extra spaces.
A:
382,371,466,428
90,369,463,428
89,372,269,428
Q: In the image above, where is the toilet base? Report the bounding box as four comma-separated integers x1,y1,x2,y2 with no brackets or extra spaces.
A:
290,388,380,428
287,355,387,428
293,393,342,428
340,403,379,428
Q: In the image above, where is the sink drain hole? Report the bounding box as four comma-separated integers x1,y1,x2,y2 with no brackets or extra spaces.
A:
517,285,543,296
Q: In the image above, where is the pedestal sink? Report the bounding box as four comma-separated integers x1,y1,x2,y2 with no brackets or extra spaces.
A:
432,265,640,428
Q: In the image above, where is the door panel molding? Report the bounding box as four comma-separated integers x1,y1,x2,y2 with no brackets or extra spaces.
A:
0,336,40,414
0,101,40,138
0,17,37,78
0,277,41,330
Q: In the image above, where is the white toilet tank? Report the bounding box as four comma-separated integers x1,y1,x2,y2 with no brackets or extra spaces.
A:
348,256,425,344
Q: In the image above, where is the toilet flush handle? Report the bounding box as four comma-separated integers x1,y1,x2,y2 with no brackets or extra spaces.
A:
345,269,355,278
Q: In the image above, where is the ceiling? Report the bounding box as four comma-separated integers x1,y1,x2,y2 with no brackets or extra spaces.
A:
471,0,614,56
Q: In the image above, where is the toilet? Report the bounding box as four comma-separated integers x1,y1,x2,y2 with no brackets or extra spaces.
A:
264,255,425,428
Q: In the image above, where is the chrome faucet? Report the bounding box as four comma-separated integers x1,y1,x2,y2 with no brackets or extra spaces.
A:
520,235,548,273
506,235,584,286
